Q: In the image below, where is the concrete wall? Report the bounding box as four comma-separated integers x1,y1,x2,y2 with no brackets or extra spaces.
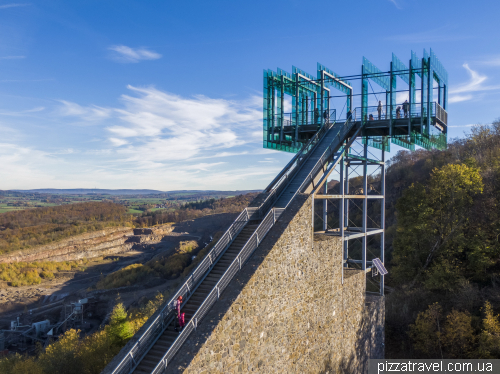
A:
169,194,384,373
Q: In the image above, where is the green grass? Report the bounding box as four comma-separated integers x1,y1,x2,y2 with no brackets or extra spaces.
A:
128,208,143,214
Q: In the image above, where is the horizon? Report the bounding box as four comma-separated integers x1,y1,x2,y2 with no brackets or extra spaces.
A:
1,1,498,190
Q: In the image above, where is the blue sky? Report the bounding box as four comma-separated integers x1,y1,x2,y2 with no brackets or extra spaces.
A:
0,0,499,190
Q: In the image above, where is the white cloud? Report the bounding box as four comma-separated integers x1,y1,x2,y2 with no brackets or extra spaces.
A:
0,3,28,9
448,94,472,104
388,0,402,9
386,26,470,43
448,64,500,103
475,56,500,66
109,138,128,147
102,86,261,166
108,45,161,63
2,87,293,190
57,100,112,121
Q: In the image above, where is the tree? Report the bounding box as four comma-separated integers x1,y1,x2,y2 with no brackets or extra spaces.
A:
409,302,443,358
443,310,476,358
478,301,500,358
38,329,83,374
392,164,484,290
108,303,134,345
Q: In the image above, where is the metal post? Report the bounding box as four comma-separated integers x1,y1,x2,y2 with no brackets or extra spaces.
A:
443,84,447,110
421,58,425,135
427,57,432,135
323,179,328,231
344,148,350,268
311,194,315,240
408,59,412,139
295,73,300,144
438,81,441,106
320,71,324,127
380,150,386,296
271,81,276,141
389,61,394,137
339,151,345,285
306,95,309,125
344,149,350,230
280,75,284,142
362,143,368,279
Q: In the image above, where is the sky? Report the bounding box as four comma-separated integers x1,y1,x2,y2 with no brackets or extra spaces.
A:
0,0,499,191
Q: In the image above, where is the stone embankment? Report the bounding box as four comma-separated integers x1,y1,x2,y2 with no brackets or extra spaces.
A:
0,224,176,264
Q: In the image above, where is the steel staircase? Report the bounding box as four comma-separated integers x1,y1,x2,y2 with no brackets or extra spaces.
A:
105,115,359,374
132,224,259,374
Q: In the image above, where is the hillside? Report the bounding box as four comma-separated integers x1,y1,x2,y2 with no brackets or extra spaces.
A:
384,120,500,358
0,202,132,255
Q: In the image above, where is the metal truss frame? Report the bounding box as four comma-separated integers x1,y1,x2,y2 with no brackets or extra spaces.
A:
310,138,386,296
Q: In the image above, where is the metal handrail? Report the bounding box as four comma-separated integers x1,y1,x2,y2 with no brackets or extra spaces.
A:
107,110,348,374
292,114,358,203
148,113,354,373
258,120,338,217
151,207,282,373
109,208,251,374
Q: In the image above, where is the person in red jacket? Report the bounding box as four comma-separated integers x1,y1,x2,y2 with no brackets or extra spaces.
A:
175,296,185,332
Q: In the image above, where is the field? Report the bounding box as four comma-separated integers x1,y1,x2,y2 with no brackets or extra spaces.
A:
0,190,259,216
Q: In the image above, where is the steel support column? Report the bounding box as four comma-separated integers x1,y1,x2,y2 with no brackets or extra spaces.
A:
280,75,284,142
323,178,328,231
380,150,386,296
362,142,368,293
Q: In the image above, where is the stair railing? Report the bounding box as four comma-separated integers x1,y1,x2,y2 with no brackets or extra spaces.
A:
105,115,348,374
291,114,359,204
151,207,282,374
258,119,338,217
148,116,353,373
109,208,252,374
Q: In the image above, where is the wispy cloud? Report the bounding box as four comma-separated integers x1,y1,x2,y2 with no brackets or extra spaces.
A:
448,64,500,103
108,45,161,63
388,0,402,9
57,100,112,121
0,55,25,59
0,3,28,9
448,94,472,104
2,87,291,190
386,26,470,43
448,124,476,128
0,106,45,116
475,56,500,66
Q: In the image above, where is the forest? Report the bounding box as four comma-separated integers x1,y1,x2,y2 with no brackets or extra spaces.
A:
385,119,500,358
0,202,132,255
0,193,258,256
134,192,259,227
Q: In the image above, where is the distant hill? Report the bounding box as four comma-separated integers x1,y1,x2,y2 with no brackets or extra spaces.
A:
13,188,261,196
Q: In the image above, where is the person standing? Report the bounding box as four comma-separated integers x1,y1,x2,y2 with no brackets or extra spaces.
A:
314,108,320,124
377,101,383,120
175,295,185,332
396,106,401,119
403,100,409,118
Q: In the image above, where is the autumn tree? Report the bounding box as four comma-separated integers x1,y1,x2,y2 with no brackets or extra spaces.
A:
392,164,484,290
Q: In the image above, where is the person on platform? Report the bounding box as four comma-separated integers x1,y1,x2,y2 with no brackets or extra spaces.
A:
347,110,352,122
396,106,401,119
377,101,383,120
403,100,409,118
369,114,374,121
323,110,329,124
314,108,320,124
175,295,185,332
